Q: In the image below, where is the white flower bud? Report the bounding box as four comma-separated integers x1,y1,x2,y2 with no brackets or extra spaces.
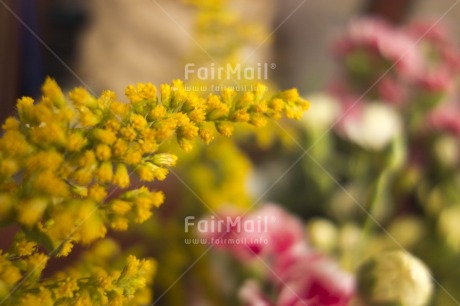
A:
343,103,402,151
357,250,433,306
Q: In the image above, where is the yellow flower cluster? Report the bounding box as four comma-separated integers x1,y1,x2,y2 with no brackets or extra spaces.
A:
1,239,155,306
0,77,308,304
0,79,308,305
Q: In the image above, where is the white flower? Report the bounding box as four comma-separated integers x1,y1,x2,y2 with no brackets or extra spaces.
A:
343,103,402,151
357,250,433,306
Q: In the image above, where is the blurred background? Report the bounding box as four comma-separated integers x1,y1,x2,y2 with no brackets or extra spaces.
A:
2,1,460,305
2,0,459,122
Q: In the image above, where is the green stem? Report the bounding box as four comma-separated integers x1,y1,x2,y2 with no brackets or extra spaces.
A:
356,168,391,263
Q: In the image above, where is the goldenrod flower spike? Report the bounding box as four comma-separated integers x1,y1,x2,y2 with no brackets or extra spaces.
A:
0,77,308,305
0,78,309,246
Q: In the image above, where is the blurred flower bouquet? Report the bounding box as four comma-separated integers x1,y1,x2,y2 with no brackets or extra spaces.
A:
2,0,460,305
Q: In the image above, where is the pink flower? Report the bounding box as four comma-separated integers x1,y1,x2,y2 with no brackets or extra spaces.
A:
247,204,305,256
333,17,460,108
238,248,355,306
273,247,355,306
416,66,455,93
377,76,409,106
335,17,391,54
201,204,356,306
335,17,423,80
239,280,273,306
406,21,460,93
198,204,305,259
428,103,460,137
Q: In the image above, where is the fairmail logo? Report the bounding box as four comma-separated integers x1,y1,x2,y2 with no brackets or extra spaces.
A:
184,62,276,81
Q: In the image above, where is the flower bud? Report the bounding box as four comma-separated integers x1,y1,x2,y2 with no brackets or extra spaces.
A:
151,153,177,167
357,250,433,306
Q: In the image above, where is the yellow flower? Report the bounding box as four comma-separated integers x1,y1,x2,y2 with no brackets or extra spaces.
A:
78,106,101,127
178,138,193,152
56,240,74,257
70,184,88,197
160,84,172,105
134,165,152,182
18,287,52,306
123,255,141,278
120,126,137,141
149,191,164,208
14,239,37,256
136,164,162,182
149,105,167,120
187,108,205,124
141,83,158,101
88,184,107,202
93,128,117,145
16,96,35,122
0,253,22,286
280,88,300,101
33,170,69,197
110,101,129,115
112,139,128,157
269,98,285,112
73,291,93,306
231,109,250,122
78,150,96,167
134,197,153,223
56,278,79,298
97,90,116,111
151,153,177,167
206,95,229,120
0,78,310,304
0,130,32,156
23,253,49,277
154,118,177,140
198,125,215,144
69,87,97,108
42,77,65,108
96,144,112,161
238,91,255,108
105,119,121,132
96,161,113,183
17,198,48,227
110,217,129,231
222,87,236,103
29,121,66,147
249,113,267,127
216,121,234,136
178,122,199,140
139,139,158,154
77,201,107,245
126,83,157,103
113,164,130,189
123,149,142,165
25,150,64,173
66,132,87,152
131,114,148,131
110,200,132,215
72,168,94,186
2,117,20,131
